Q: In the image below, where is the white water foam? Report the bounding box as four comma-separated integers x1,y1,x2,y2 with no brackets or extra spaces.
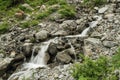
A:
8,39,54,80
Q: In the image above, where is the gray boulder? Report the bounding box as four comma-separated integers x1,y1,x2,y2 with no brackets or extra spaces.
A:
103,41,118,48
22,43,33,56
35,30,49,41
0,58,13,76
56,48,75,64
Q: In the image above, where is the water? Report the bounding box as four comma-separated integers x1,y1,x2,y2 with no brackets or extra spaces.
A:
8,39,54,80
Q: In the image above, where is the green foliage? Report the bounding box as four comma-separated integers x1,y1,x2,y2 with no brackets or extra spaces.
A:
72,56,113,80
0,22,9,34
58,5,76,19
83,0,107,7
20,20,39,28
112,48,120,69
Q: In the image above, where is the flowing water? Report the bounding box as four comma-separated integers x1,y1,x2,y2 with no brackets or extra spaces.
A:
8,16,102,80
8,39,55,80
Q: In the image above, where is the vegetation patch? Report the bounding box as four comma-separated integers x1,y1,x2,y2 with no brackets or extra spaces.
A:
0,22,9,34
20,20,39,28
72,48,120,80
58,5,76,19
83,0,107,7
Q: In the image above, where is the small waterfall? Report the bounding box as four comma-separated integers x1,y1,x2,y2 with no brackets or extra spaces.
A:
68,40,77,61
8,39,54,80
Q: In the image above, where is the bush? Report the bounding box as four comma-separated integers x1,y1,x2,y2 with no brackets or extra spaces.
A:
72,56,113,80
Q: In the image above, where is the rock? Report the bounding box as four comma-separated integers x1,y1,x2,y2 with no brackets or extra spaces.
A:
15,10,26,19
104,13,114,19
44,53,50,64
60,20,77,34
39,5,46,12
10,51,16,58
0,58,13,76
56,50,72,64
53,30,68,36
98,6,108,13
84,38,102,45
47,42,58,57
35,30,49,41
91,31,102,38
21,3,34,11
103,41,118,48
22,43,33,56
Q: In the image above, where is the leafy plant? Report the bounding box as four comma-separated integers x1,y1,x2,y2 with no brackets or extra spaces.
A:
72,56,113,80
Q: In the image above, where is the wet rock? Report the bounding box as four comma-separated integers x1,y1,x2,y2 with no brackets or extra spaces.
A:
22,43,33,56
48,42,58,57
35,30,49,41
103,41,118,48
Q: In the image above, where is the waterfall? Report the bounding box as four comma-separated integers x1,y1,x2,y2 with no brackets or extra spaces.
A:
8,39,54,80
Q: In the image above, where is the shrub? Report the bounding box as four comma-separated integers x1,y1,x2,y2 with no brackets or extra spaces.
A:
72,56,114,80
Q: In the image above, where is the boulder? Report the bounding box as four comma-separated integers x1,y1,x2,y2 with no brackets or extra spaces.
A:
0,58,13,76
35,30,49,41
15,10,26,19
47,42,58,57
56,51,72,64
103,41,118,48
52,30,68,37
98,6,108,14
55,48,75,64
84,38,102,45
22,43,33,56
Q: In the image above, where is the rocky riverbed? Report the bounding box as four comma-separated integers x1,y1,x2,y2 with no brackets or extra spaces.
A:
0,0,120,80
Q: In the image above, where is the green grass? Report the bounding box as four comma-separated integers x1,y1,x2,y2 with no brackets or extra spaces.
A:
83,0,107,7
112,48,120,69
0,22,9,34
72,48,120,80
20,20,39,28
58,5,76,19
